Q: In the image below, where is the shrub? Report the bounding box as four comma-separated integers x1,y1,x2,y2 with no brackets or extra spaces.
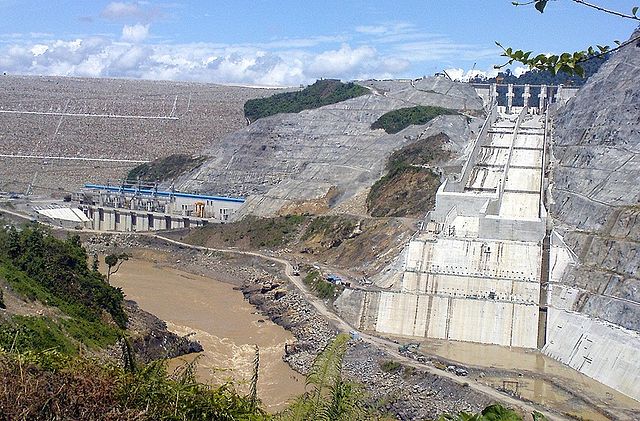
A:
371,106,457,134
244,79,369,122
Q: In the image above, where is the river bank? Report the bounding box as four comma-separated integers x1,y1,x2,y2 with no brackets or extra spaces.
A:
85,232,640,420
103,249,305,412
86,233,494,419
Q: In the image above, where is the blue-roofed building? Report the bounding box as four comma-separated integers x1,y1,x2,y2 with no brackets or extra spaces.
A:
73,183,245,232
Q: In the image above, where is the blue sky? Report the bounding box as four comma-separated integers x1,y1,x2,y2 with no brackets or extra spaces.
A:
0,1,637,85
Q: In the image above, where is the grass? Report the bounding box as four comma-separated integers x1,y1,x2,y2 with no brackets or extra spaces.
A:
379,360,402,373
0,349,268,421
302,269,339,300
371,106,458,134
0,314,121,354
0,316,76,354
126,154,208,184
187,214,307,249
244,79,369,122
0,225,126,353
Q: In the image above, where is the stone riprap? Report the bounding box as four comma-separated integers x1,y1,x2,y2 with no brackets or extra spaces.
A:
0,75,286,194
174,77,484,217
544,29,640,401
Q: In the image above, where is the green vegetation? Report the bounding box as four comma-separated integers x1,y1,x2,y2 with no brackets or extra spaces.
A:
379,360,402,373
499,1,638,77
434,404,525,421
279,334,381,420
367,133,450,218
187,214,306,249
126,154,208,183
0,350,267,421
0,329,543,420
0,316,76,354
0,224,126,352
105,252,131,283
303,270,339,300
387,132,451,168
371,106,458,134
244,79,369,122
367,165,440,217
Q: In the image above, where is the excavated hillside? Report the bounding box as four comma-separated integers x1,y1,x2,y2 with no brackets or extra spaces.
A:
550,29,640,330
367,132,452,218
175,77,484,217
544,27,640,401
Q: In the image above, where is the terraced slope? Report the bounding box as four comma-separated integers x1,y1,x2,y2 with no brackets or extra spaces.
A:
0,75,287,195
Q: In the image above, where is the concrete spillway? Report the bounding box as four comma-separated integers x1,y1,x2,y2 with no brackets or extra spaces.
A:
338,106,548,349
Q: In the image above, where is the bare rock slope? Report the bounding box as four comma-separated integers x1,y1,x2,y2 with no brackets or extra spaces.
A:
545,28,640,401
175,77,484,217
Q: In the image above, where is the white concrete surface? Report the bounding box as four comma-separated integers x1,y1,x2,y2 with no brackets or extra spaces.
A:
543,308,640,402
35,206,90,223
373,109,547,348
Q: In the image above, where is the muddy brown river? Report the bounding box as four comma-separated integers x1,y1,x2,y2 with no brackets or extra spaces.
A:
108,256,305,412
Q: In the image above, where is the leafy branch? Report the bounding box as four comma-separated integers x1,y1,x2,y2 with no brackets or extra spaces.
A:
498,0,639,76
513,0,640,20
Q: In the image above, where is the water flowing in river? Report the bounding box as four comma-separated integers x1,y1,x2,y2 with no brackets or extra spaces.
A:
109,254,305,411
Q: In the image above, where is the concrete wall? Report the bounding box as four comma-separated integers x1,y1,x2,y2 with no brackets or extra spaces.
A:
457,105,497,189
474,86,491,108
375,291,539,347
169,196,242,220
543,308,640,401
406,237,541,281
478,215,545,242
85,206,207,232
432,192,493,222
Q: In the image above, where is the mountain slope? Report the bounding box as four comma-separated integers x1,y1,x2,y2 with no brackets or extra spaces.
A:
175,77,484,218
545,27,640,401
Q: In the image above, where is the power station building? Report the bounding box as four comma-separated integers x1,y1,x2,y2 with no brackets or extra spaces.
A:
74,183,244,232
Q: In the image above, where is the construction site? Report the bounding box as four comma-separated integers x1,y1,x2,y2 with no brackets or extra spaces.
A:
1,66,638,415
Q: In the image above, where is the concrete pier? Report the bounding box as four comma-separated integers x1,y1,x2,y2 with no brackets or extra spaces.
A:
84,205,208,232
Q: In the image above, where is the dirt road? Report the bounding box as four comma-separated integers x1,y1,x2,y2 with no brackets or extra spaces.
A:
153,234,568,421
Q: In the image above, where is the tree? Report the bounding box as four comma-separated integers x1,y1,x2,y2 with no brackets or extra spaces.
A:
279,334,382,420
91,253,99,272
497,0,640,76
105,253,130,283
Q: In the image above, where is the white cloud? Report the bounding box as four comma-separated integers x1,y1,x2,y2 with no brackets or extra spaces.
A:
307,44,377,76
0,20,503,86
444,67,499,82
101,1,161,22
102,2,141,20
513,66,528,77
355,25,388,35
122,23,149,43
